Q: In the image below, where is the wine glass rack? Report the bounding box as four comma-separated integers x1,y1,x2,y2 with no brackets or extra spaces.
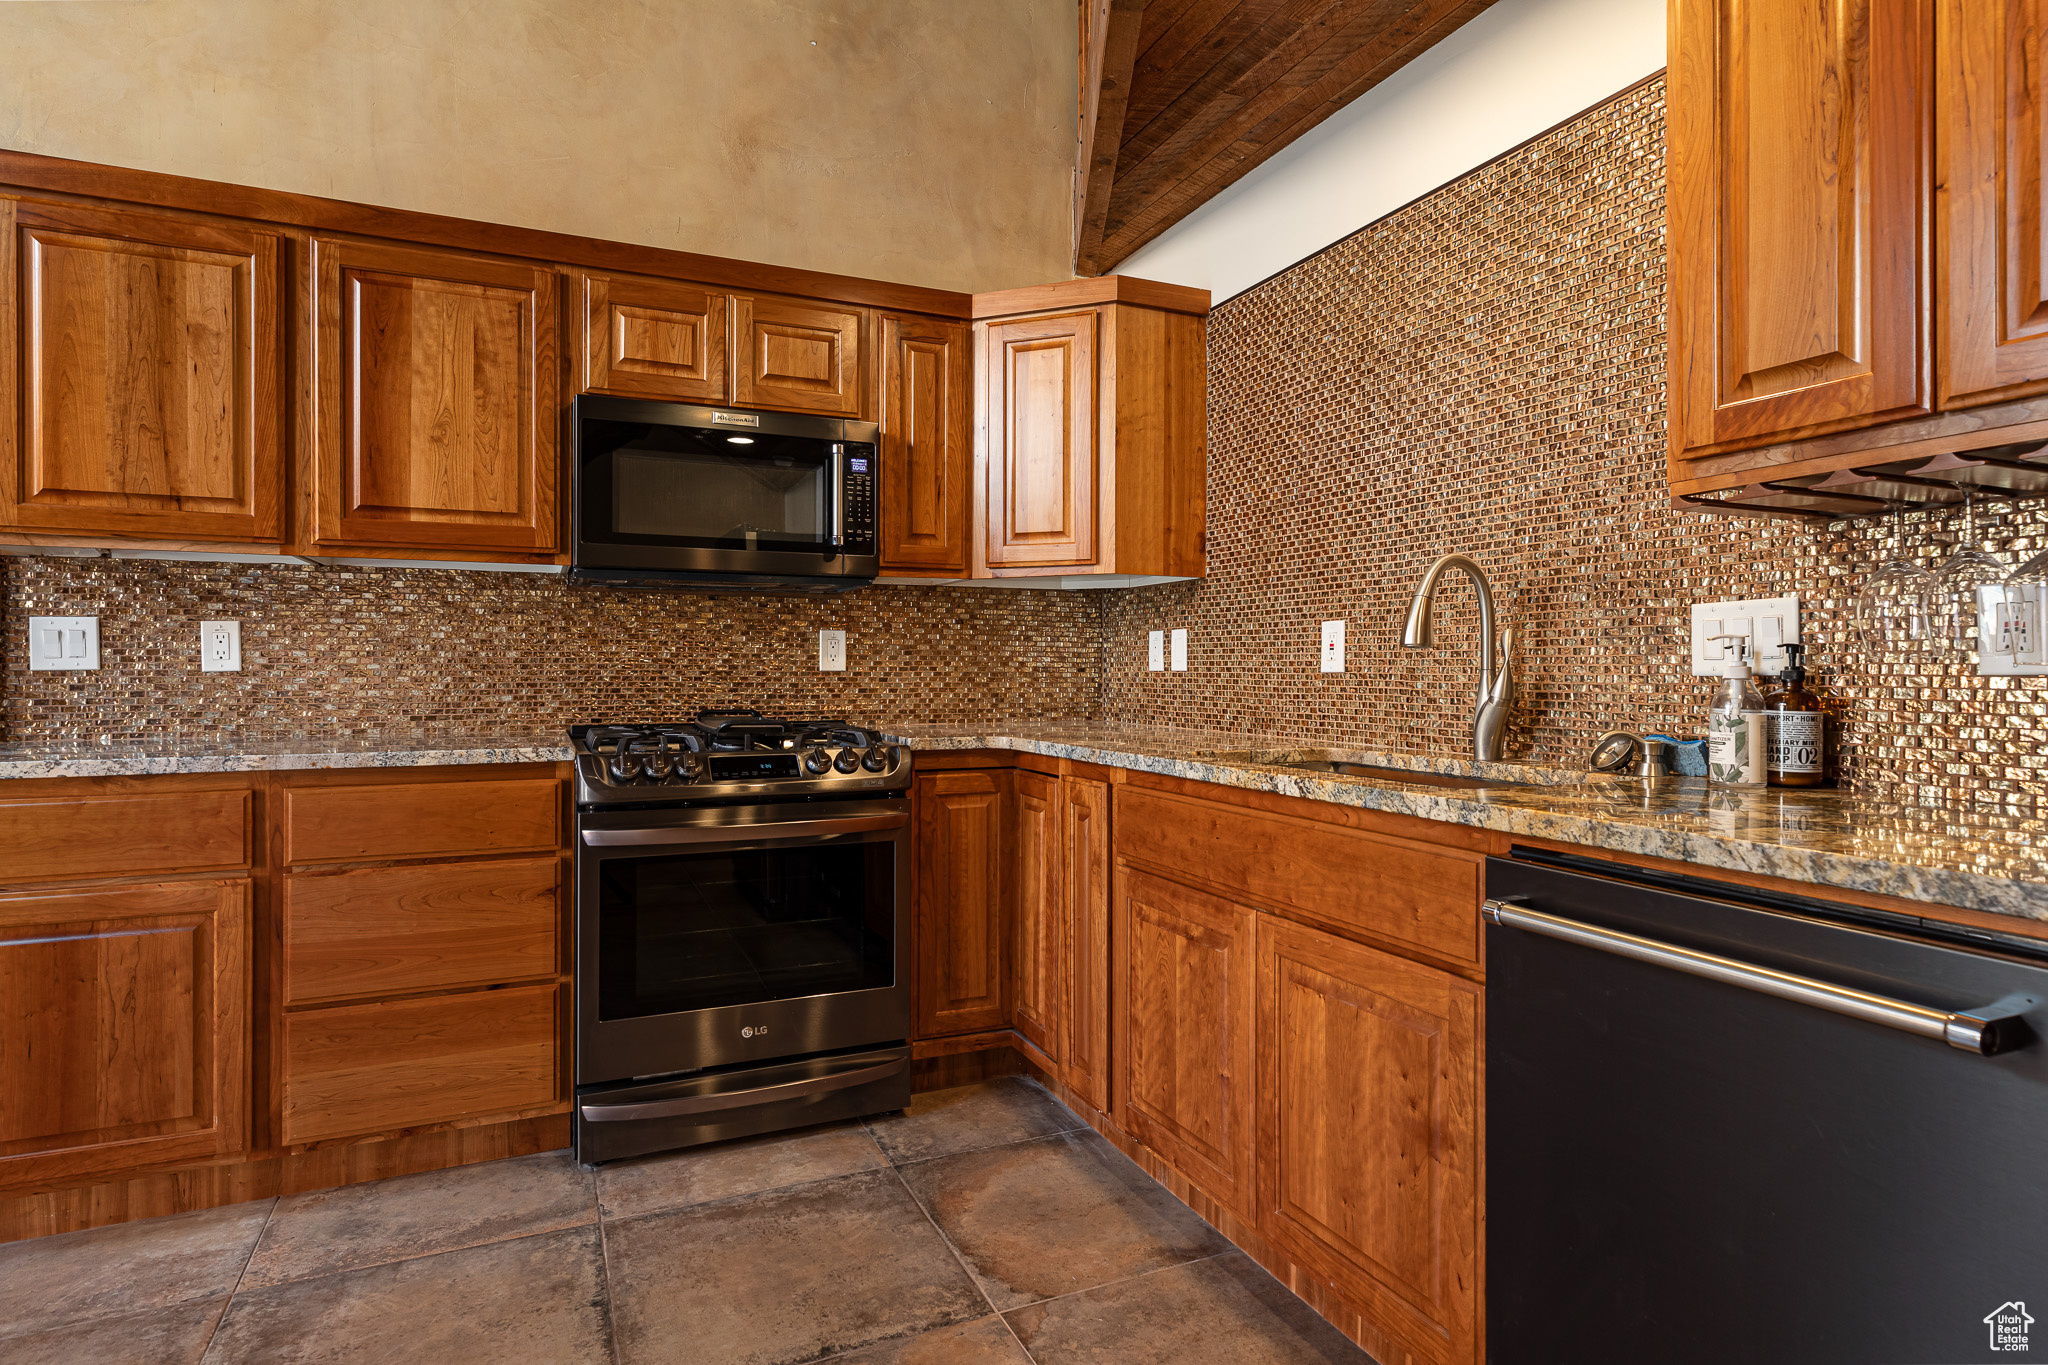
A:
1673,440,2048,521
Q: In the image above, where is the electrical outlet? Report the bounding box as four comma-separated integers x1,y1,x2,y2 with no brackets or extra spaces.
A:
1147,631,1165,672
1977,585,2048,676
1690,596,1799,675
818,629,846,672
1320,620,1345,672
200,620,241,672
28,616,98,671
1170,628,1188,672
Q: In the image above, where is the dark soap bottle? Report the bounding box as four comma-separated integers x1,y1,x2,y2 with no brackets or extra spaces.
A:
1763,642,1825,788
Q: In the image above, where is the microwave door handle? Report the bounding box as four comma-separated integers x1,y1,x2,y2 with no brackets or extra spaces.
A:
829,443,846,552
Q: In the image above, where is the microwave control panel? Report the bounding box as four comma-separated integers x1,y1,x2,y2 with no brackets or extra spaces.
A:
843,446,876,553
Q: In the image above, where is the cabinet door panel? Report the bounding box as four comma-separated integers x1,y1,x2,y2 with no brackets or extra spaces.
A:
307,237,558,553
914,771,1008,1036
878,314,970,575
576,271,728,403
1060,777,1111,1112
1116,867,1255,1219
1257,915,1479,1365
984,311,1097,567
1012,770,1062,1062
1938,0,2048,406
0,880,248,1182
732,295,864,416
0,199,283,541
1667,0,1929,461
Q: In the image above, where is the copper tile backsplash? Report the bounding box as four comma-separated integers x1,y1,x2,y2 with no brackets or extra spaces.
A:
1,559,1100,741
8,78,2047,804
1099,78,2048,807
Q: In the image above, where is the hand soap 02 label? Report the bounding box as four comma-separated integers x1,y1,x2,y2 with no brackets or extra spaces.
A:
1708,710,1766,785
1768,712,1822,775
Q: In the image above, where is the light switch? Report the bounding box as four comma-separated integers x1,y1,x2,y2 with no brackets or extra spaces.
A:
1690,597,1797,675
1148,630,1165,672
1169,628,1188,672
28,616,98,671
1320,620,1345,673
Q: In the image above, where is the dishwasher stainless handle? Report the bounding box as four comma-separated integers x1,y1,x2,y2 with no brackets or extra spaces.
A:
1483,898,2031,1056
579,1056,906,1123
581,810,906,847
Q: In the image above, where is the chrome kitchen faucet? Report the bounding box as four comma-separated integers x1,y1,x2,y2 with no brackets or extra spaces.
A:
1399,552,1515,761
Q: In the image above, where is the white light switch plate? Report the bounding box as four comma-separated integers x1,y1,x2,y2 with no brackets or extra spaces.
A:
1169,628,1188,672
1690,596,1798,675
1320,620,1345,672
28,615,98,671
200,620,241,672
818,629,846,672
1148,630,1165,672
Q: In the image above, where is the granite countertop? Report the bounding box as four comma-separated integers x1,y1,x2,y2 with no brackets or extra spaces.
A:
880,722,2048,925
6,720,2046,925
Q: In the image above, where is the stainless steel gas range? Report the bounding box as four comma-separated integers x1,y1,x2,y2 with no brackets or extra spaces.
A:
569,711,912,1164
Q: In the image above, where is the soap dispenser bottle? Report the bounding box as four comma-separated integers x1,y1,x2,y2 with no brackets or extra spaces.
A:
1706,635,1767,788
1763,642,1825,788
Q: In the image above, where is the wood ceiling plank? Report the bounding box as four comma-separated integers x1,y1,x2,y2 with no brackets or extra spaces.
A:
1120,0,1336,155
1075,0,1151,275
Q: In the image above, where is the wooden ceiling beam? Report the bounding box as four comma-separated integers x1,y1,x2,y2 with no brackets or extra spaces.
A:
1074,0,1150,276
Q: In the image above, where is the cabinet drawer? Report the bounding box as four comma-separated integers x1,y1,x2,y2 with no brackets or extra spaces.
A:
0,790,251,883
1114,787,1480,964
284,858,560,1004
285,779,559,865
282,983,560,1144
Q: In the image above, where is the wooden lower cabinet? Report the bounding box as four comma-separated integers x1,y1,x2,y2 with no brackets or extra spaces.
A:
1115,866,1258,1220
282,983,562,1145
1256,914,1481,1365
1011,770,1063,1061
0,880,249,1185
1059,776,1111,1111
913,770,1009,1037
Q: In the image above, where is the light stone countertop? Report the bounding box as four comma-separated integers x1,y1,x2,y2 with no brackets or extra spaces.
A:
879,721,2048,926
5,720,2046,925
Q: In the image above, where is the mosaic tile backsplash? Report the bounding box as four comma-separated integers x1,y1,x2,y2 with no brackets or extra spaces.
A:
1098,77,2048,807
8,77,2048,806
0,560,1101,740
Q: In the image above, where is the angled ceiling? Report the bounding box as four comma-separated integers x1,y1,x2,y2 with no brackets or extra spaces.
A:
1074,0,1503,277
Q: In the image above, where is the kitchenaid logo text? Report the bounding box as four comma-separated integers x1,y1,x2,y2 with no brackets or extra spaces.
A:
1985,1301,2034,1352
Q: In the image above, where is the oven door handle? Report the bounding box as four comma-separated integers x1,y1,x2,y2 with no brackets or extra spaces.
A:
580,810,907,847
579,1056,908,1123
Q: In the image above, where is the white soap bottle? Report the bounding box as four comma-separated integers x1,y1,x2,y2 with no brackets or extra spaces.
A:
1706,635,1767,788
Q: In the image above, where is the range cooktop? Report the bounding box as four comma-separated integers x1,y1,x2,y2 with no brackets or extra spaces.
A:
570,709,910,805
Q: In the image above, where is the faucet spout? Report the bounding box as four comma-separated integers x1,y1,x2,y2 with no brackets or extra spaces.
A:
1398,552,1513,761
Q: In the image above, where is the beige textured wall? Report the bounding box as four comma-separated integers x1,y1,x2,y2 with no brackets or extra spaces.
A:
0,0,1075,293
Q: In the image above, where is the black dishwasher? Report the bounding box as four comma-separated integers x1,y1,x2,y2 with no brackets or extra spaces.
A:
1487,852,2048,1365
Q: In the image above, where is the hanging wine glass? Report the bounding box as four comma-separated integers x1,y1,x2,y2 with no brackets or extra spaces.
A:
1931,487,2009,651
1854,500,1936,650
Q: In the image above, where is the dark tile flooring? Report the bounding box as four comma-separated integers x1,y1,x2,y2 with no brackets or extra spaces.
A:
0,1077,1376,1364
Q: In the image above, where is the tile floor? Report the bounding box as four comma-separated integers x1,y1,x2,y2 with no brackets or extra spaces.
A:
0,1077,1376,1364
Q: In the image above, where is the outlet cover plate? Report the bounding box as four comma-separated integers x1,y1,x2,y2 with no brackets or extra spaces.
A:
200,620,242,672
1147,631,1165,672
1690,596,1799,675
1169,628,1188,672
28,615,98,671
818,629,846,672
1320,619,1345,672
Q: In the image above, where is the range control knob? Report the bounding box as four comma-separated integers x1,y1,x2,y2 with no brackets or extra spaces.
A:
861,746,887,772
644,752,676,781
607,753,643,783
833,748,861,774
803,747,833,775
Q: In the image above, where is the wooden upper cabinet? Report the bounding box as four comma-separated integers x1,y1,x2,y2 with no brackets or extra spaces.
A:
1011,770,1063,1064
1667,0,1931,465
877,313,971,576
1060,776,1112,1113
982,310,1098,568
574,270,727,404
0,198,283,542
1116,865,1257,1220
0,879,249,1185
1256,914,1480,1365
303,237,559,554
732,294,865,417
913,770,1009,1038
1938,0,2048,407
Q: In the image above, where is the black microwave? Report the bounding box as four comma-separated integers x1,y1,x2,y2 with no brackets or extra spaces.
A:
569,395,879,592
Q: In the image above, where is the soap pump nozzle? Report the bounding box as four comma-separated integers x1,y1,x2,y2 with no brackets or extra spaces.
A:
1707,633,1753,678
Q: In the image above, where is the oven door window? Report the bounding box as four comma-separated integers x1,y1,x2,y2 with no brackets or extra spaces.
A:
580,418,833,551
596,840,895,1020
